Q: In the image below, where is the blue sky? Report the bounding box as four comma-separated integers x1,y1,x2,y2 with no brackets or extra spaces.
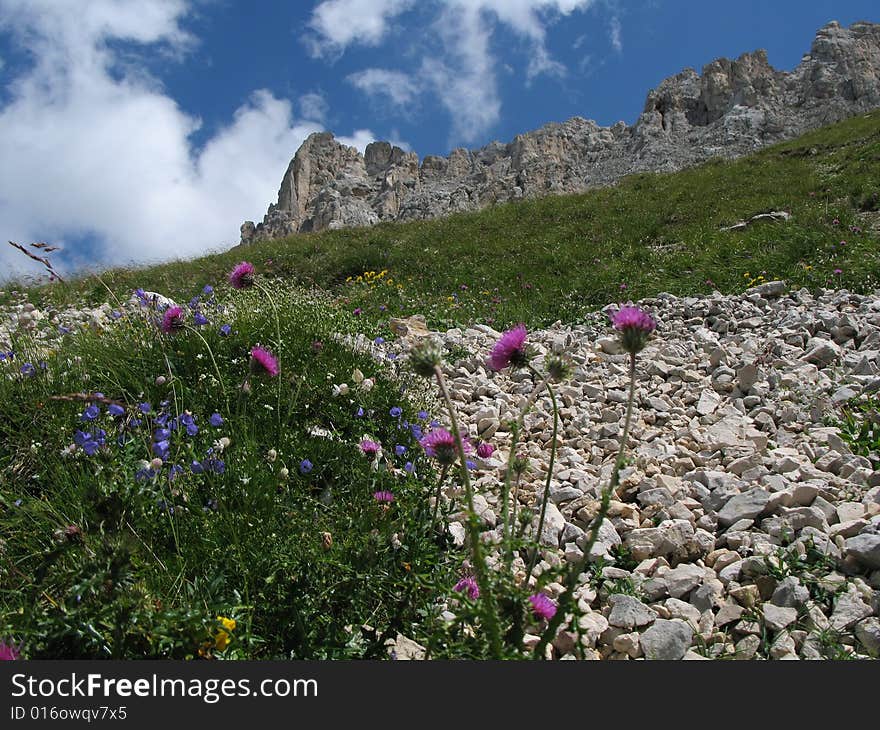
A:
0,0,876,278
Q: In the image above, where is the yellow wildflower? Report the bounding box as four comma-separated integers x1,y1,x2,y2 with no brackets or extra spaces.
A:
214,630,230,651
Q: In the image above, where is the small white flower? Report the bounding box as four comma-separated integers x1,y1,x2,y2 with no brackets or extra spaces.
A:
266,449,277,462
279,467,289,480
150,457,164,470
351,368,364,384
359,378,374,393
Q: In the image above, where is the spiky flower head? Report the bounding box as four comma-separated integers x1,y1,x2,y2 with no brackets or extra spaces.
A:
373,490,394,504
611,306,656,355
228,261,256,289
488,324,531,371
512,453,531,477
546,353,573,383
476,442,495,459
453,576,480,600
528,593,557,621
160,306,185,334
249,346,279,377
419,427,472,466
359,439,382,458
409,338,444,378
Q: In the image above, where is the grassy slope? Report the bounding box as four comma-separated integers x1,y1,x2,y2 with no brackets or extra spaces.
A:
2,110,880,659
14,109,880,329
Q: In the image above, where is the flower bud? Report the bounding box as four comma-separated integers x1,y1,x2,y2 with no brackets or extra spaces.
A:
409,338,444,378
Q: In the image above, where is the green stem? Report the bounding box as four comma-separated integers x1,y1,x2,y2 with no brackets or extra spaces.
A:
500,423,520,560
501,371,551,563
433,364,503,659
431,463,450,529
187,326,229,416
534,352,638,659
527,378,559,576
256,281,283,438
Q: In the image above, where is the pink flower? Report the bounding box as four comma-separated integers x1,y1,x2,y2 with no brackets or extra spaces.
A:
419,428,471,466
487,324,528,371
249,346,279,377
528,593,557,621
360,439,382,458
454,576,479,600
229,261,255,289
611,305,656,355
160,306,185,334
373,490,394,503
0,639,21,660
476,442,495,459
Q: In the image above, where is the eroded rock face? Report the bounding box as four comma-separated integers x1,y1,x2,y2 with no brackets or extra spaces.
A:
239,21,880,245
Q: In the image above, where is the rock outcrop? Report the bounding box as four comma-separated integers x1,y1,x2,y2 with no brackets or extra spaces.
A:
240,20,880,245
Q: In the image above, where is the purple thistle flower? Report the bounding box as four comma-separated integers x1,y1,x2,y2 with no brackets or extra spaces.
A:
373,490,394,504
160,306,185,334
529,593,557,621
0,639,21,661
834,268,843,274
209,412,224,427
228,261,255,289
419,428,472,466
453,576,480,600
476,442,495,459
249,346,279,377
488,324,529,371
359,439,382,458
611,305,656,355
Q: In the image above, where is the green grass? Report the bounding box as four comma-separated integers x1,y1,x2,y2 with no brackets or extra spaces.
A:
10,110,880,330
0,286,465,658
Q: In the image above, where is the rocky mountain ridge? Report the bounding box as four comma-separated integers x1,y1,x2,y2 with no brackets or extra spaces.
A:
239,20,880,245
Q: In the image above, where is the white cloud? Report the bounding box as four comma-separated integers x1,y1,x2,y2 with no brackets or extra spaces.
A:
298,91,329,122
609,15,622,52
347,68,420,109
315,0,596,144
306,0,415,56
337,128,377,153
0,0,372,278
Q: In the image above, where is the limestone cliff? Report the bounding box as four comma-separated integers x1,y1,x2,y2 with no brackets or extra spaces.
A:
240,20,880,245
